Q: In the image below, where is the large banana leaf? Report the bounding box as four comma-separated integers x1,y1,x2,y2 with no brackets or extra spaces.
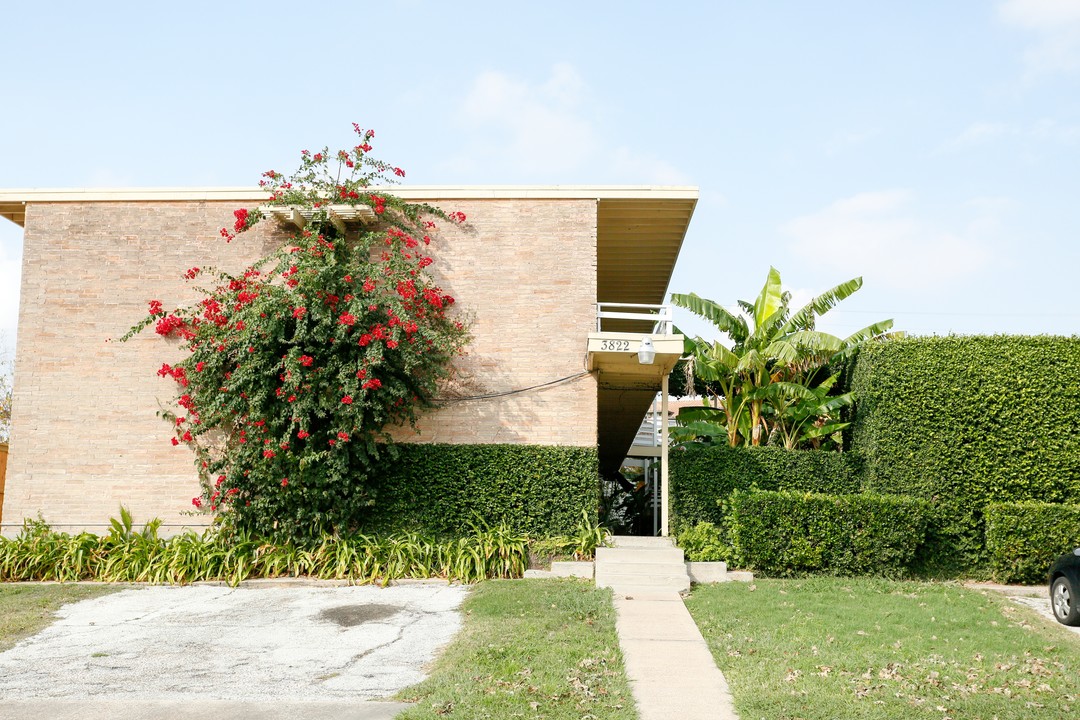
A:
781,276,864,334
753,267,784,331
670,292,749,342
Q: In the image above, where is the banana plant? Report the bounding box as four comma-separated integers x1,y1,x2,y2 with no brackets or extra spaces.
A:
672,267,895,447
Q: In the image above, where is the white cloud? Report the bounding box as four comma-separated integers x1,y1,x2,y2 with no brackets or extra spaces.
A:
939,118,1080,153
448,64,688,183
999,0,1080,75
781,190,993,290
940,122,1012,151
458,63,595,175
824,128,881,156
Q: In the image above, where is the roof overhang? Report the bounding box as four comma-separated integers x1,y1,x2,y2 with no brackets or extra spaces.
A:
0,186,698,307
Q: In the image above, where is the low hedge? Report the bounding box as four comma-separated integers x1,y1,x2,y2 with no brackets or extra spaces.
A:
985,501,1080,584
669,444,863,529
362,444,599,537
728,490,929,577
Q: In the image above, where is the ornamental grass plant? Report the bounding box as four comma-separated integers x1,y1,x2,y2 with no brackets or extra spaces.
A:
0,511,529,586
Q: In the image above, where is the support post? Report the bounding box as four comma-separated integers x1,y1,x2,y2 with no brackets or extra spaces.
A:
661,374,670,537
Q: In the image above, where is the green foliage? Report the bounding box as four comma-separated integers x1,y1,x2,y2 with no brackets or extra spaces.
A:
670,443,862,529
0,511,530,586
672,267,893,448
985,501,1080,584
361,444,599,537
121,127,469,542
676,521,729,562
727,490,929,577
397,580,636,720
850,336,1080,569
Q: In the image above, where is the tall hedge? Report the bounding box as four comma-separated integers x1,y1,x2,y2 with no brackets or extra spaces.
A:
850,336,1080,567
669,444,862,528
985,501,1080,584
361,444,598,537
728,490,929,577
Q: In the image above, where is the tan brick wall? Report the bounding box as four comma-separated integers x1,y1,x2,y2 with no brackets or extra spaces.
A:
1,198,598,533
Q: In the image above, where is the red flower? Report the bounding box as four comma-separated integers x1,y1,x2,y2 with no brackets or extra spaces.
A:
292,306,307,319
363,278,376,293
363,378,382,390
300,355,314,367
393,167,405,177
297,430,309,439
341,395,353,404
337,431,350,440
386,340,398,349
171,437,179,446
263,449,276,458
281,478,289,487
338,312,356,326
233,208,250,233
182,431,193,442
192,497,202,508
148,300,163,316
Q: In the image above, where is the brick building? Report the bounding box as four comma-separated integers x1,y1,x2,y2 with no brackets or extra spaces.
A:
0,187,696,534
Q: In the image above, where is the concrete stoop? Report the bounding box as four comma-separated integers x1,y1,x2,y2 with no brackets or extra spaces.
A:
596,536,691,595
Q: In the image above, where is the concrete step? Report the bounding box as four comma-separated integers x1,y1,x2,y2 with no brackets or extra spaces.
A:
595,546,686,564
597,575,690,592
596,561,690,576
609,536,676,549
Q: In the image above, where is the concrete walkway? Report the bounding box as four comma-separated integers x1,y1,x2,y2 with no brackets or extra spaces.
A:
612,591,739,720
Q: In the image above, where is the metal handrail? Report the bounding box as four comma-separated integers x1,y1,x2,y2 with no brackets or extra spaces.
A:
596,303,673,335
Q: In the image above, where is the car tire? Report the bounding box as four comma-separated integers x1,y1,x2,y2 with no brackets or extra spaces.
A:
1051,576,1080,626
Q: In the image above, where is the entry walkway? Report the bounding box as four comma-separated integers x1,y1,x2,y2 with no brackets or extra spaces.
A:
612,591,739,720
598,537,740,719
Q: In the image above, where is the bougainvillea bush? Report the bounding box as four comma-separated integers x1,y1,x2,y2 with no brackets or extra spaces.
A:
123,125,470,541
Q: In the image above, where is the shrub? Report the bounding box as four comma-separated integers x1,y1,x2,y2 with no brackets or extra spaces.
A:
985,501,1080,584
676,521,729,562
669,443,862,529
850,336,1080,570
120,126,470,541
360,444,599,537
728,490,929,577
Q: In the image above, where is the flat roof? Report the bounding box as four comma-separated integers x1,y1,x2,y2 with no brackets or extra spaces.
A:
0,185,698,307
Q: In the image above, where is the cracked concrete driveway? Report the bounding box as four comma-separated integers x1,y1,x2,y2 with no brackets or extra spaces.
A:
0,582,469,719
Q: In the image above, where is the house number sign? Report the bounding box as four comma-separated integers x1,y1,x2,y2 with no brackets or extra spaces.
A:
599,339,631,351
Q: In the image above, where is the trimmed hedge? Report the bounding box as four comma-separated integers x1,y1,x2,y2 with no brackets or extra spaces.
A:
728,490,929,577
669,444,862,529
985,501,1080,584
362,444,599,537
850,336,1080,568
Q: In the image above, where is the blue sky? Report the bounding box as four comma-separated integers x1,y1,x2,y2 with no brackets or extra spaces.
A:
2,0,1079,359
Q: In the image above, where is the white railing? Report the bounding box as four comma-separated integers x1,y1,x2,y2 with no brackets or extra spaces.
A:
595,303,673,335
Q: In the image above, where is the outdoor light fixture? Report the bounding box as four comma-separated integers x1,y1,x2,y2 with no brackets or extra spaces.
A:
637,337,656,365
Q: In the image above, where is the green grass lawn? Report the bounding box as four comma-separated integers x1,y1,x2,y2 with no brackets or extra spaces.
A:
396,578,637,720
686,578,1080,720
0,583,120,653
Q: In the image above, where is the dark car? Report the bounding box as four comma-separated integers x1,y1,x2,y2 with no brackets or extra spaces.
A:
1050,548,1080,626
